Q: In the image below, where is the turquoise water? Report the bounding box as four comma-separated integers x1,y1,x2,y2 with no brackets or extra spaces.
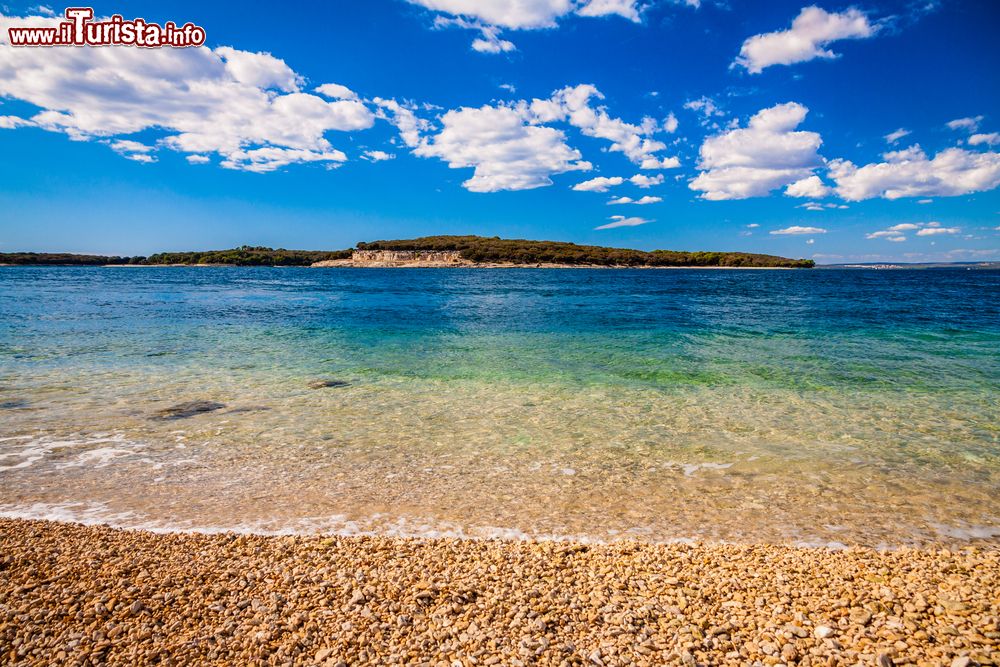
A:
0,266,998,546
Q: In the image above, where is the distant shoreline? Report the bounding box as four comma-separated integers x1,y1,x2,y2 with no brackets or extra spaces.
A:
9,262,802,269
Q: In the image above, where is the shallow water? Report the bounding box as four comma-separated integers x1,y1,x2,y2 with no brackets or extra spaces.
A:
1,266,998,546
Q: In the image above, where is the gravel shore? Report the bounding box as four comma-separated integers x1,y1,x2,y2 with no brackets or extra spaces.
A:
1,519,997,666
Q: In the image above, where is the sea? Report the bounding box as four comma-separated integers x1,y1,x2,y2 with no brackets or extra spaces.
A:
1,266,997,547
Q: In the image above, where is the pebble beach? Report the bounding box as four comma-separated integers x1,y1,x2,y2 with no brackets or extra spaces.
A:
2,519,998,666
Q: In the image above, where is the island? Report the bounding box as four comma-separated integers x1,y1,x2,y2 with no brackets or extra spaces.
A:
0,236,815,268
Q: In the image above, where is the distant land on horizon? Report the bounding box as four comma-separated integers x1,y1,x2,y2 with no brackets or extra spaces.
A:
4,237,1000,270
0,235,817,268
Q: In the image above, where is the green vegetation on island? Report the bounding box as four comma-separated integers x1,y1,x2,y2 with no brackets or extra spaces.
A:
0,252,143,266
358,236,815,268
0,246,352,267
143,246,352,266
1,238,815,268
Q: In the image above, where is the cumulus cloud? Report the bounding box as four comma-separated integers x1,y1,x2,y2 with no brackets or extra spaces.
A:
0,13,374,172
374,98,431,149
663,112,679,133
576,0,644,21
915,226,959,236
828,146,1000,200
969,133,1000,147
946,116,983,132
771,226,826,235
573,176,624,192
735,6,879,74
413,103,591,192
535,85,680,169
469,23,517,53
690,102,824,200
314,83,359,100
884,128,910,144
629,174,664,188
595,215,652,229
607,195,661,205
684,96,725,127
378,83,678,193
785,174,831,198
408,0,644,52
866,221,958,242
865,231,907,242
362,150,395,161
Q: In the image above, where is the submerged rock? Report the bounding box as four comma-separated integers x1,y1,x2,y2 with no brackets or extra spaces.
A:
307,379,351,389
152,400,226,420
0,399,28,409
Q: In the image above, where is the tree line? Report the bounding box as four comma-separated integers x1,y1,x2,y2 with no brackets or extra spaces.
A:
1,238,815,268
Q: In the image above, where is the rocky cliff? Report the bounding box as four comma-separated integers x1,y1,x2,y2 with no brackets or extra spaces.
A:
311,250,471,267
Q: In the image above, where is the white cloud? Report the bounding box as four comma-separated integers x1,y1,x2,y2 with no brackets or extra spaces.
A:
471,25,517,53
186,155,210,164
408,0,643,53
946,116,983,132
735,6,878,74
866,230,906,241
916,226,959,236
314,83,359,100
215,46,301,92
771,226,826,235
413,103,591,192
785,174,831,198
690,102,824,200
411,0,574,29
969,133,1000,147
108,139,154,154
0,14,375,172
640,156,681,170
362,150,395,161
865,221,958,242
608,195,661,205
684,96,724,125
374,98,430,149
663,112,678,133
220,146,347,173
629,173,664,188
537,85,680,169
573,175,624,192
378,83,677,193
633,195,662,204
0,115,34,129
595,215,652,229
828,146,1000,200
884,128,910,144
747,223,760,228
576,0,644,22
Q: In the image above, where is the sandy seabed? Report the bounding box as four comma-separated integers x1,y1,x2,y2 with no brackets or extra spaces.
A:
1,519,997,667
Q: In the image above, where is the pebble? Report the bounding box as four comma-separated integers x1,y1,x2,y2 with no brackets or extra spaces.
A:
1,518,997,667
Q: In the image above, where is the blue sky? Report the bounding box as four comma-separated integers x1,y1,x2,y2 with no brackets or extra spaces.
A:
0,0,998,262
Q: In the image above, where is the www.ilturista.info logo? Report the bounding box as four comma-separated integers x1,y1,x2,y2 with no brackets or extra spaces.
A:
7,7,206,47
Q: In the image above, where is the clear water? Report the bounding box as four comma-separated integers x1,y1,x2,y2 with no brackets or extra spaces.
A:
1,266,997,546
